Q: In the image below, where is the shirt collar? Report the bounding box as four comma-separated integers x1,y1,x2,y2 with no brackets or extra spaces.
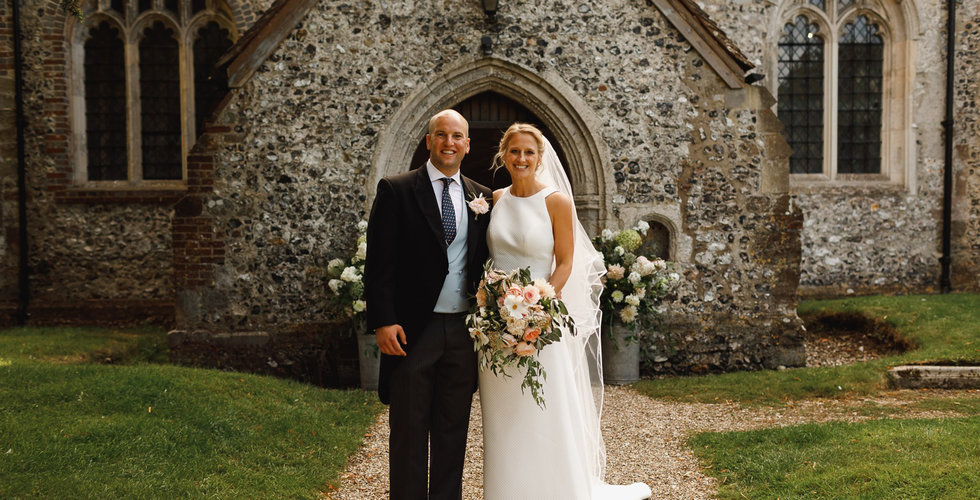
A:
426,160,462,185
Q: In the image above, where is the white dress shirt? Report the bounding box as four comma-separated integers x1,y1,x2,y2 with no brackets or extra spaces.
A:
426,160,463,227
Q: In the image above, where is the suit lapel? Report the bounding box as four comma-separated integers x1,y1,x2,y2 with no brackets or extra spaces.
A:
461,176,482,266
414,167,448,252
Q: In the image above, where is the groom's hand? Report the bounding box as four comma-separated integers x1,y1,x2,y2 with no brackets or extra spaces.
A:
376,324,407,356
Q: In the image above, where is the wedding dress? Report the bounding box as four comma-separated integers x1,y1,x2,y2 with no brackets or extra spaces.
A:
479,141,652,500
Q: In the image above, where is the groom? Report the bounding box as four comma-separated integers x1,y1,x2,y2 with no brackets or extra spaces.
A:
364,109,492,499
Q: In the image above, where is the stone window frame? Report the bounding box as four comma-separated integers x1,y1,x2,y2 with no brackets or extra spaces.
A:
67,0,237,190
767,0,918,192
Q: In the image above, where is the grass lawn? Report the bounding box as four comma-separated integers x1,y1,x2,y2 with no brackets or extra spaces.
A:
0,327,382,498
690,416,980,499
633,293,980,405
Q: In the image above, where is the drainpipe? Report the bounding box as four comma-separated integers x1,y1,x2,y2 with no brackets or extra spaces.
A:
940,0,956,294
12,0,30,323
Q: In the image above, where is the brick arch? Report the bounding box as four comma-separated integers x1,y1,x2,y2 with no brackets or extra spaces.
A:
371,57,614,232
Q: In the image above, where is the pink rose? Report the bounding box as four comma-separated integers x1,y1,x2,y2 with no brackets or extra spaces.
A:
506,285,524,298
607,264,626,280
468,193,490,217
523,327,541,342
522,285,541,305
515,342,536,357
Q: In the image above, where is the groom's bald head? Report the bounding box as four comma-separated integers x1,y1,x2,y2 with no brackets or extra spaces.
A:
428,109,469,137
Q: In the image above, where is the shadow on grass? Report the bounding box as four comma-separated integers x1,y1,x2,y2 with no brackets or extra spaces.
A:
633,293,980,405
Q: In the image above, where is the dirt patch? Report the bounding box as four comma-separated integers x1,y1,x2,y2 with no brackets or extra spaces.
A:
801,311,915,367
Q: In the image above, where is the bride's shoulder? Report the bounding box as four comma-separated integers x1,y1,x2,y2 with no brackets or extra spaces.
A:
544,190,572,213
492,188,506,204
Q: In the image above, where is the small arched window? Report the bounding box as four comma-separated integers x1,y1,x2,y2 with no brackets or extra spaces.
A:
71,0,236,185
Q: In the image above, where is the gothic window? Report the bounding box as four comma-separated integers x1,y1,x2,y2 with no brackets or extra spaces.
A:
778,16,824,175
773,0,911,187
71,0,236,185
838,16,883,174
84,21,127,181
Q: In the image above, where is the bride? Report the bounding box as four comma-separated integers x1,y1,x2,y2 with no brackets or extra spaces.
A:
479,123,652,500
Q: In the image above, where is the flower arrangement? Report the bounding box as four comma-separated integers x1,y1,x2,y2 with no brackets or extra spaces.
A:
327,220,368,332
592,221,680,333
466,262,573,408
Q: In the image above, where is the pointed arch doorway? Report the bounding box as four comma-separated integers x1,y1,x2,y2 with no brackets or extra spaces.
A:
409,92,571,190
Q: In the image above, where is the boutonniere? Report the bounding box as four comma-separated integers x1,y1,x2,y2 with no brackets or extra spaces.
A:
467,193,490,220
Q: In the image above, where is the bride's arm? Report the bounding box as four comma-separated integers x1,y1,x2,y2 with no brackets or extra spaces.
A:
492,188,503,205
546,192,574,296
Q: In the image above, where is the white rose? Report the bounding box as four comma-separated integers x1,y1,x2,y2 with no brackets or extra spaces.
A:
602,229,614,241
654,258,668,271
327,258,346,275
625,294,640,306
611,290,624,303
636,287,646,299
635,220,650,235
615,246,625,256
668,272,680,283
352,300,366,312
328,279,343,294
355,241,367,261
628,272,641,285
357,220,368,232
340,266,361,282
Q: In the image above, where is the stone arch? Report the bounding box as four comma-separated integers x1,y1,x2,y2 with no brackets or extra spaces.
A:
370,57,614,233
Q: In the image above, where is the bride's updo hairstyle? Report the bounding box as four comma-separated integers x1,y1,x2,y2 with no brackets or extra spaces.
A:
492,123,546,173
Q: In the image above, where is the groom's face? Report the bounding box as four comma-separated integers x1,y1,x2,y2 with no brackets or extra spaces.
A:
426,113,470,174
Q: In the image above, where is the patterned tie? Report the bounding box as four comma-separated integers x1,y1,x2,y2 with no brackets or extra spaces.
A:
440,177,457,244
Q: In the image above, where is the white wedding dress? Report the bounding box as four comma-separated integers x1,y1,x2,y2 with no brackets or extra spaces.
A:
480,185,651,500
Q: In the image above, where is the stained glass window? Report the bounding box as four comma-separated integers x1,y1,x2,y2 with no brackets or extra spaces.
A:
778,16,825,175
84,22,128,181
76,1,236,184
838,15,883,174
139,22,182,180
193,22,234,135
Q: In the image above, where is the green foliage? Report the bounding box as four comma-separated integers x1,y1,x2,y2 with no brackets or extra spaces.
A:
59,0,83,20
691,417,980,499
634,293,980,405
0,328,383,498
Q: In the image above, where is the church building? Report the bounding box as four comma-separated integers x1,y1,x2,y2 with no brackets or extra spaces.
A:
1,0,976,375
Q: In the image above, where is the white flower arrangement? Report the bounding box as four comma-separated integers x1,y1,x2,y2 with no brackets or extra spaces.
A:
327,220,368,327
592,221,680,331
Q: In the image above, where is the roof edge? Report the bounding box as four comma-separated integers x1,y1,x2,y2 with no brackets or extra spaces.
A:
651,0,755,89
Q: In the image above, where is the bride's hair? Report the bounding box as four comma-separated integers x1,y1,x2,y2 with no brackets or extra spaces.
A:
492,123,546,172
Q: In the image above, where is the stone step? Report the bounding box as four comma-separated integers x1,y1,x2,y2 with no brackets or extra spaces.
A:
887,365,980,390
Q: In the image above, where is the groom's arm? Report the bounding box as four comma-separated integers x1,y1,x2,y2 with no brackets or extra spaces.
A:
364,178,400,332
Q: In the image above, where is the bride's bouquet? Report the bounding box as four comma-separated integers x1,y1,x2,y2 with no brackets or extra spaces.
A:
466,261,574,408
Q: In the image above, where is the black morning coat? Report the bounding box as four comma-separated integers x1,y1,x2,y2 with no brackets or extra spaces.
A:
364,166,492,404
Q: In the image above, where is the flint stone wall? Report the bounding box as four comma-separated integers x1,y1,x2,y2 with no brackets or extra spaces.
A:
182,0,804,373
954,4,980,291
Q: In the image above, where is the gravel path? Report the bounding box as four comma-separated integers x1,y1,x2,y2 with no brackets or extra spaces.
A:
324,387,971,499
